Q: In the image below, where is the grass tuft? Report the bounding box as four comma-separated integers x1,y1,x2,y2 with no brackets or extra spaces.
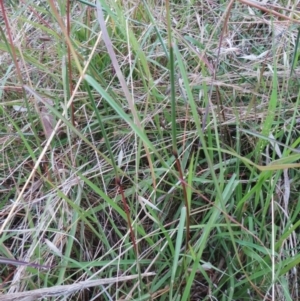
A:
1,1,300,300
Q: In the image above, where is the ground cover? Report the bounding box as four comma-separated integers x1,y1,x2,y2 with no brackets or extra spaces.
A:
0,1,300,300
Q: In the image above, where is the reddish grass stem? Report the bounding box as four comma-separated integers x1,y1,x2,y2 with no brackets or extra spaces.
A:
115,177,138,255
0,1,22,83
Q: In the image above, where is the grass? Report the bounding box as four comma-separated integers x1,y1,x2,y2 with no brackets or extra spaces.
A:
0,0,300,300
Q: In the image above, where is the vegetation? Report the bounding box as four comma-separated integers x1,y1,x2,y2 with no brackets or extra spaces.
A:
1,0,300,300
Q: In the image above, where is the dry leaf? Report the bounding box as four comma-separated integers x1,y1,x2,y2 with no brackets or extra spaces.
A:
13,105,27,112
40,105,55,140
